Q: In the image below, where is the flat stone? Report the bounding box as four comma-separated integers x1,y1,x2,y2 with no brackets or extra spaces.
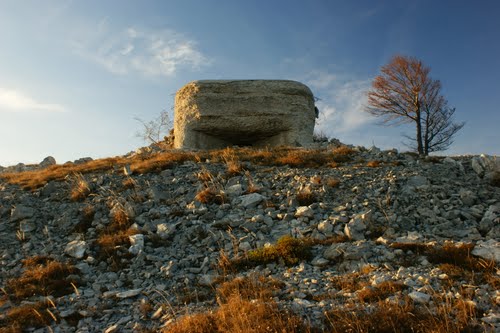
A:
238,193,265,208
11,205,35,222
408,291,431,304
472,239,500,263
295,206,314,218
65,240,87,259
116,288,142,298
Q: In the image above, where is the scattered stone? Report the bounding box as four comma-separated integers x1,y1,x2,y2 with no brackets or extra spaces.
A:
39,156,56,168
406,175,429,187
65,240,87,259
472,239,500,263
116,289,143,298
237,193,265,208
408,291,431,304
344,211,370,241
128,234,144,255
295,206,314,218
1,145,498,332
10,205,35,222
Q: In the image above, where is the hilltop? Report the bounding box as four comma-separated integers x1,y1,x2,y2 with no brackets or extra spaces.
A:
0,143,499,332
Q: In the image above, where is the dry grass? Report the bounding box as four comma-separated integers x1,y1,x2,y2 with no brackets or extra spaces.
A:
5,256,79,300
129,151,196,174
72,205,95,233
195,186,227,205
222,236,312,272
391,242,497,288
69,173,91,201
221,148,244,176
195,168,227,205
296,188,317,206
325,177,340,188
0,157,126,190
0,300,56,332
0,146,357,191
357,281,406,303
96,204,139,262
162,275,309,333
366,160,381,167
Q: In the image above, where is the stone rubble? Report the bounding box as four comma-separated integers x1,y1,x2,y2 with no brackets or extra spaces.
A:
0,143,499,332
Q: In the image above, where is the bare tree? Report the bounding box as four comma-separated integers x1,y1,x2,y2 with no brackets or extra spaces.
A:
366,55,464,155
135,111,172,145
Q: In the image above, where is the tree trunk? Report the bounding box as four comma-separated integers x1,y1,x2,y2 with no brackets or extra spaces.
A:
414,95,424,155
424,111,429,155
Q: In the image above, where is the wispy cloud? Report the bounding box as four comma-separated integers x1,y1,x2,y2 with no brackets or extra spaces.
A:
0,88,66,113
70,21,212,77
303,71,373,136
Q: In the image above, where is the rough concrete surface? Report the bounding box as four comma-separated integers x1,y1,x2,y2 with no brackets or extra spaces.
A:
174,80,316,149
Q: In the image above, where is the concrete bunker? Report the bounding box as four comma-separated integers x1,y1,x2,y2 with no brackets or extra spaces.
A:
173,80,316,149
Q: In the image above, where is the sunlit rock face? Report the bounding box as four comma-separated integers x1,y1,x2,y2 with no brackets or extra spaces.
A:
173,80,316,149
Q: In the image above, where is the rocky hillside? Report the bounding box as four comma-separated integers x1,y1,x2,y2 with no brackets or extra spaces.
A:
0,144,499,332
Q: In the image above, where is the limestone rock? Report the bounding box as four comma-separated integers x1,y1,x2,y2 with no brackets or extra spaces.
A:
471,154,500,177
237,193,265,208
344,211,370,241
65,240,87,259
174,80,316,149
10,205,35,222
472,239,500,263
40,156,56,168
408,291,431,304
295,206,314,218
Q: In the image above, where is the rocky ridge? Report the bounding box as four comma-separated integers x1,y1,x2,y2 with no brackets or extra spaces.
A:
0,144,499,332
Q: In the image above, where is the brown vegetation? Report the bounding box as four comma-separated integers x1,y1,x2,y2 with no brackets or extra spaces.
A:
221,236,312,272
0,146,358,191
162,275,308,333
5,256,79,300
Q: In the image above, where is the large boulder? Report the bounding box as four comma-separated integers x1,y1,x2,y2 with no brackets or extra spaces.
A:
173,80,316,149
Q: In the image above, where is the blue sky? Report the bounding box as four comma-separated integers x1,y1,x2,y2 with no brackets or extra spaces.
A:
1,0,499,166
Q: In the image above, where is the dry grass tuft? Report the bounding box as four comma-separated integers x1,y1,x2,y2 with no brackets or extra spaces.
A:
195,169,227,205
391,242,497,285
366,160,381,167
96,204,138,262
5,256,79,300
70,173,91,201
0,157,125,190
130,151,195,174
296,188,317,206
195,186,227,205
221,148,244,176
162,275,308,333
223,236,312,271
0,300,56,331
72,205,95,233
325,177,340,188
324,293,483,333
357,281,406,303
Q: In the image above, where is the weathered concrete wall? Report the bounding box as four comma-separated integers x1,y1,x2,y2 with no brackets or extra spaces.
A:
173,80,316,149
